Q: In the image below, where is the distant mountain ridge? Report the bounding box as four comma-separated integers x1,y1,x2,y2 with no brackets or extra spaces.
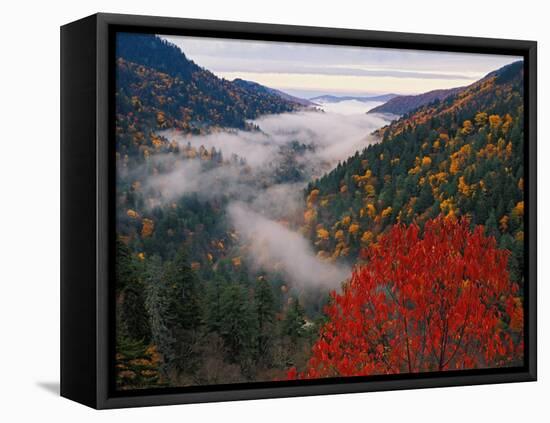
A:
374,60,524,140
302,60,525,268
368,61,523,117
310,94,398,103
232,78,316,107
367,87,464,115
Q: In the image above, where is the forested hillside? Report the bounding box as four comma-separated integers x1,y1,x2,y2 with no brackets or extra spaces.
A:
368,86,463,115
115,34,302,161
114,34,525,389
285,60,526,379
114,35,320,390
232,78,316,106
303,61,525,283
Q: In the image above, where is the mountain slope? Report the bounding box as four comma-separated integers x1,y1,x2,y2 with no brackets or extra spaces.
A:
115,34,301,157
232,78,316,107
117,33,199,81
311,94,397,103
374,61,523,139
367,87,463,115
302,60,525,282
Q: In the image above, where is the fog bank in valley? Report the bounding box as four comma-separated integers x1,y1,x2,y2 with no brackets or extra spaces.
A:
143,109,391,288
228,202,351,289
315,99,384,115
161,109,390,177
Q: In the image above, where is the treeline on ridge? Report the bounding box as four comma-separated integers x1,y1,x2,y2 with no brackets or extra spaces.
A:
303,61,525,284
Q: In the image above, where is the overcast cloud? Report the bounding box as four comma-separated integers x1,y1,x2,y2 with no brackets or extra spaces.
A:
161,34,521,96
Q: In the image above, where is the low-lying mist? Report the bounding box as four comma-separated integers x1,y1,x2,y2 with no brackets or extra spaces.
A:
316,99,384,115
136,109,391,289
228,202,351,289
160,110,389,176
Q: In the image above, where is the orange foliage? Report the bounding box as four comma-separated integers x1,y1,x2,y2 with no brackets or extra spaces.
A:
141,218,154,238
348,223,360,235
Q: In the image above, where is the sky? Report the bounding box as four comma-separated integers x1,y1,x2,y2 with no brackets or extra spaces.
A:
161,35,521,98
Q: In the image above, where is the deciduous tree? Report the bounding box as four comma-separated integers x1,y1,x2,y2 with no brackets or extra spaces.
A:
289,217,523,379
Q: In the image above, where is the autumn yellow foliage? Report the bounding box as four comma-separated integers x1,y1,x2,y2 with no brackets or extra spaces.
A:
458,176,471,197
349,223,360,235
450,144,472,175
475,112,488,126
440,199,455,214
141,218,154,238
304,209,317,225
366,204,376,218
499,215,509,232
513,201,524,217
489,114,501,129
461,120,473,135
360,231,373,244
317,228,330,240
307,189,320,205
156,111,166,126
127,209,139,219
502,114,514,133
515,231,524,242
381,207,393,219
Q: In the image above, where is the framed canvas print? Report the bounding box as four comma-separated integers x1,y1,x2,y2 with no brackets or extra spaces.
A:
60,13,537,409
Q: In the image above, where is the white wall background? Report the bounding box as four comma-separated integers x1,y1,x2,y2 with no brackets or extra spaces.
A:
0,0,546,420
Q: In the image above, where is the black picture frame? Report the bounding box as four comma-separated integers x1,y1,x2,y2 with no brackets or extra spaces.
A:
61,12,537,409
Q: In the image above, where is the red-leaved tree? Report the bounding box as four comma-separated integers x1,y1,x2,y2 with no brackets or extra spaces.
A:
288,217,523,380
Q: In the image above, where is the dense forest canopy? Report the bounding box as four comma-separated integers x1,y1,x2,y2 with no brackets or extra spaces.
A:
289,217,523,379
115,33,302,162
114,34,525,390
304,61,524,282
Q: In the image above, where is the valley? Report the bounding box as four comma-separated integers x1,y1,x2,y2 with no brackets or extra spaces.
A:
114,33,525,390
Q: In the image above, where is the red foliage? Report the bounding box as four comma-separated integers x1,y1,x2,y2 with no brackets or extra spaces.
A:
288,216,523,380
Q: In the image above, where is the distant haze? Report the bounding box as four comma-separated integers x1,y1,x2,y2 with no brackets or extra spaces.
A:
158,110,390,182
316,99,384,115
161,34,521,96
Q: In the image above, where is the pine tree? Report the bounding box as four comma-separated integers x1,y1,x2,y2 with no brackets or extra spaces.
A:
282,298,306,342
144,248,202,377
116,239,150,343
204,274,225,333
219,284,258,364
254,278,275,360
115,335,161,390
144,255,173,378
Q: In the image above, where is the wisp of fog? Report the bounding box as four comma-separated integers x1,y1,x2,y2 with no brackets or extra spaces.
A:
143,109,391,289
228,202,351,289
